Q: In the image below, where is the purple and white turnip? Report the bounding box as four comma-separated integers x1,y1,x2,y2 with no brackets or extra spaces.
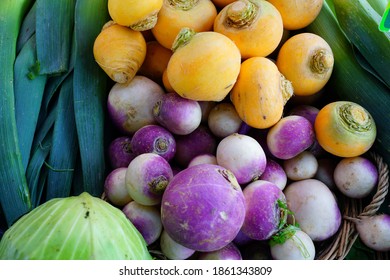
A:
104,167,132,207
197,242,242,260
107,136,136,169
159,230,195,260
207,102,242,138
259,159,287,190
354,214,390,252
283,151,318,181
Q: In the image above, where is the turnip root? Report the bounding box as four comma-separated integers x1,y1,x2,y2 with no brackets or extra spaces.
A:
314,157,338,190
267,115,315,160
216,133,267,184
333,156,378,199
122,201,162,246
354,214,390,252
107,136,136,169
125,153,173,206
159,230,195,260
104,167,132,207
270,227,315,260
161,164,246,252
259,159,287,190
131,124,176,162
197,242,242,260
283,179,342,241
241,180,286,240
188,154,217,167
107,76,165,134
283,151,318,181
153,92,202,135
207,102,242,138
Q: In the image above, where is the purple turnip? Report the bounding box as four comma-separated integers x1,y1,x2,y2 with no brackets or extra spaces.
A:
259,159,287,190
153,92,202,135
207,102,242,138
267,115,315,160
283,151,318,181
354,214,390,252
188,153,217,167
107,136,136,169
174,125,217,167
241,180,287,241
159,230,195,260
107,76,165,134
122,201,162,246
333,156,378,199
197,242,242,260
131,124,176,162
104,167,132,207
125,153,173,206
216,133,267,185
283,179,342,241
161,164,246,252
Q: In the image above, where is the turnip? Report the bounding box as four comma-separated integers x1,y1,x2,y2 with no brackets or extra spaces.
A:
131,124,176,162
233,229,253,246
107,76,165,134
354,214,390,252
333,156,378,199
197,242,242,260
199,101,216,123
270,226,315,260
104,167,132,207
122,201,162,246
207,102,242,138
125,153,173,206
259,159,287,190
159,230,195,260
174,125,217,167
153,92,202,135
241,180,287,241
314,157,338,190
188,154,217,167
283,179,342,241
283,151,318,181
107,136,136,169
161,164,246,252
216,133,266,185
267,115,315,160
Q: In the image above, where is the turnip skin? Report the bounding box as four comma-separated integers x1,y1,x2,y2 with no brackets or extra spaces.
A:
270,229,315,260
267,115,315,160
333,156,378,199
161,164,246,252
131,124,176,162
153,92,202,135
107,76,165,134
125,153,173,206
259,159,287,190
108,136,136,169
241,180,286,241
284,179,342,241
216,133,267,185
355,214,390,252
283,151,318,181
207,102,242,138
188,154,217,167
104,167,133,207
160,230,195,260
122,201,162,246
197,242,242,260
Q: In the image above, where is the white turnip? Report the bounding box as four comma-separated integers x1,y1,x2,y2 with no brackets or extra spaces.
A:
159,230,195,260
354,214,390,252
283,151,318,181
207,102,242,138
104,167,132,207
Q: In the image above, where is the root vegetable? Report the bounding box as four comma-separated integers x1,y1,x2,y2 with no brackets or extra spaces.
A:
207,102,242,138
354,214,390,252
104,168,133,207
188,154,218,167
259,159,287,190
283,151,318,181
160,230,195,260
108,136,136,169
197,242,242,260
314,157,338,190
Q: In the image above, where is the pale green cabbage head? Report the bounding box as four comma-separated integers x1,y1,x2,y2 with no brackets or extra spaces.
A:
0,192,152,260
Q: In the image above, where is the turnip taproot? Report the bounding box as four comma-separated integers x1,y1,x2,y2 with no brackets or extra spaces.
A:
283,151,318,181
131,124,176,162
122,201,162,245
104,167,132,207
107,76,165,134
159,230,195,260
333,156,378,199
161,164,246,251
125,153,173,206
259,159,287,190
241,180,287,240
207,102,242,138
153,92,202,135
108,136,136,169
197,242,242,260
188,154,217,167
354,214,390,252
216,133,266,184
283,179,341,241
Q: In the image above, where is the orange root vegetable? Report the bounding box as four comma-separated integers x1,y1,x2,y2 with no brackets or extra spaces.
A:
267,0,323,30
162,69,175,92
166,28,241,102
314,101,377,157
230,57,293,129
151,0,217,49
276,32,334,96
211,0,236,8
93,22,147,84
108,0,163,31
139,41,173,85
213,0,284,59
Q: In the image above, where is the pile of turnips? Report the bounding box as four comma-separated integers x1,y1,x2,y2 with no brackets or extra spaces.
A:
95,0,389,260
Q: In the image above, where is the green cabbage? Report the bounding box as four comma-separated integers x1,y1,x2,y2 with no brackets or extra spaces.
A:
0,192,152,260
